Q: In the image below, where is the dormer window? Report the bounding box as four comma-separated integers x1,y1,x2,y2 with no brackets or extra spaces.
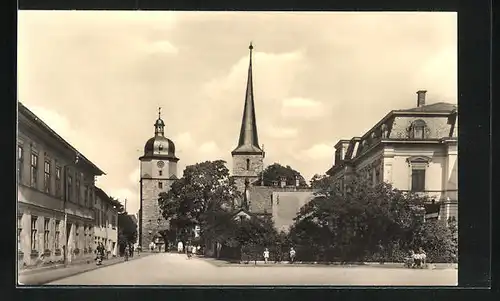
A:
158,144,163,151
409,119,427,139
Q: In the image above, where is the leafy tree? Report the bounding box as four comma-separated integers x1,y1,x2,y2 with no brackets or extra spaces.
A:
290,174,430,263
309,174,331,189
117,211,138,246
158,160,241,244
255,163,308,187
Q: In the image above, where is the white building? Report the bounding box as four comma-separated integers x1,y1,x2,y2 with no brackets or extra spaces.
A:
327,91,458,222
93,187,120,257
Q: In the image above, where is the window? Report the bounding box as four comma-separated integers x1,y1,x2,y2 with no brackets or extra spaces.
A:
18,145,23,183
410,119,427,139
75,224,79,249
76,176,81,203
43,218,50,251
44,160,51,194
159,182,163,189
411,169,426,192
55,220,60,249
159,170,163,176
31,216,38,252
55,166,62,198
18,215,23,251
30,153,38,188
67,175,73,202
84,185,88,207
246,159,250,170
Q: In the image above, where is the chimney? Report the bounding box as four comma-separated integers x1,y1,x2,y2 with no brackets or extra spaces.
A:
416,90,427,107
280,177,286,188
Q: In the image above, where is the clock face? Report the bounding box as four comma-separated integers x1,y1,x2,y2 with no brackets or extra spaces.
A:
157,161,165,168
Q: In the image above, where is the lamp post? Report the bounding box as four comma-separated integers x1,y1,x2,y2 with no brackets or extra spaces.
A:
63,153,80,266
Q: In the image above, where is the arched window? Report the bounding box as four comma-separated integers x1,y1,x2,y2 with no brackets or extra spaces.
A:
246,159,250,170
410,119,427,139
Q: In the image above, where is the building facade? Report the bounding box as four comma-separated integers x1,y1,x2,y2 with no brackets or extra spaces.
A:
17,102,105,268
93,187,120,257
326,91,458,222
138,109,179,248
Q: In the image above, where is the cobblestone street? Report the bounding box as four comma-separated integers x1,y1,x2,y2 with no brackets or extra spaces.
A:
44,253,457,286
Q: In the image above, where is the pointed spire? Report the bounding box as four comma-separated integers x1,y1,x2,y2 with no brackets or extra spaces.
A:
232,42,263,155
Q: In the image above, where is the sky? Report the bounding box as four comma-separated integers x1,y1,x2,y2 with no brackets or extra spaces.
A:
17,11,457,215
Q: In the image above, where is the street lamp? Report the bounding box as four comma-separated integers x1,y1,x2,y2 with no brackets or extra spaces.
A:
63,153,80,266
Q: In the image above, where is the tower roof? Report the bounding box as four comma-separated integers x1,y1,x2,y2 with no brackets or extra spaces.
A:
232,42,264,155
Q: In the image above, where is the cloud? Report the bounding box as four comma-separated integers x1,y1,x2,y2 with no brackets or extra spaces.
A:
104,188,138,213
128,168,140,184
264,125,298,139
199,141,220,155
145,40,179,55
297,143,333,160
174,132,196,149
280,97,325,118
203,50,306,103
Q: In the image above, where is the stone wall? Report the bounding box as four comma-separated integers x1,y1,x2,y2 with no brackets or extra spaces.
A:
139,179,173,247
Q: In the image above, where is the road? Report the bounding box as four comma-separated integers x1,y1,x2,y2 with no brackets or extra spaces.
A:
47,253,457,286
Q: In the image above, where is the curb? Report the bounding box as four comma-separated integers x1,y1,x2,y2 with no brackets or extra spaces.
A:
20,254,152,285
202,258,458,270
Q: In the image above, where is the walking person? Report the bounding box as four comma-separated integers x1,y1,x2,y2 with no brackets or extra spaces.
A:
191,244,197,257
289,247,296,264
149,241,155,252
177,241,184,253
124,244,129,261
263,248,270,264
186,244,193,259
129,244,134,258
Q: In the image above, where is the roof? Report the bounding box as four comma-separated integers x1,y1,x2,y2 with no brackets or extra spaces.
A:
397,102,457,113
18,101,105,176
94,187,122,208
232,43,263,155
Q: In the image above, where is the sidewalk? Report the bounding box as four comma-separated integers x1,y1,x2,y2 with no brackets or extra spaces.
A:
18,253,152,285
201,257,458,270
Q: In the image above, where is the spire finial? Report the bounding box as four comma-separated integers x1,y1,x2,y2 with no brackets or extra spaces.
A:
249,41,253,51
158,107,162,119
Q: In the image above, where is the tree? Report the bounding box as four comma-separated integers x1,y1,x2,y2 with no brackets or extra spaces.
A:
290,174,431,263
255,163,308,187
158,160,241,244
309,174,331,189
117,208,138,247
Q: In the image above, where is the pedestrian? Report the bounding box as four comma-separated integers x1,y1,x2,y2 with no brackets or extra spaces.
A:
186,244,193,259
129,244,134,258
149,241,155,252
419,247,427,266
124,244,129,261
289,247,296,264
191,244,197,257
177,241,184,253
263,248,270,264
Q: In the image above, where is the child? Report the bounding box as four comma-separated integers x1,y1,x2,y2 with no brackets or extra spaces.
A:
289,247,296,263
263,248,270,264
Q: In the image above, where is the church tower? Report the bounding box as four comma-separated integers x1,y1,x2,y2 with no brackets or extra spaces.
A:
138,108,179,248
231,42,265,194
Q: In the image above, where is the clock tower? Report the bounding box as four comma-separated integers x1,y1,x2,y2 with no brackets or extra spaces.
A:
138,108,179,249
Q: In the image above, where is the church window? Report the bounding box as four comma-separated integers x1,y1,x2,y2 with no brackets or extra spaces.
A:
159,170,163,176
159,182,163,189
246,159,250,170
